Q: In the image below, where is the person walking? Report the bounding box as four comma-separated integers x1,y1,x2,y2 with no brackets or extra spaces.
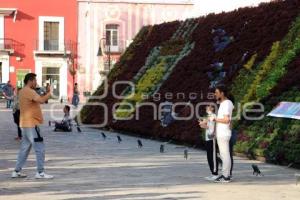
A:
3,80,14,108
12,88,22,140
11,73,53,179
212,85,234,183
72,83,79,108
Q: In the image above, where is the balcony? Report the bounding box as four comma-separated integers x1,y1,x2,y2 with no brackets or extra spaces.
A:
44,40,59,51
101,39,127,55
34,39,77,57
103,45,124,54
0,38,20,54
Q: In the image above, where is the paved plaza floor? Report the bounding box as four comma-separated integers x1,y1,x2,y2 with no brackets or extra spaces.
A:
0,102,299,200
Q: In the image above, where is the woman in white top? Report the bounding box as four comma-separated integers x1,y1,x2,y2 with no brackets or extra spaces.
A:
199,105,219,181
212,85,234,183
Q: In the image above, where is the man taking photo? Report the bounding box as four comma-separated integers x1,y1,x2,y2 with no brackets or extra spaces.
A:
11,73,54,179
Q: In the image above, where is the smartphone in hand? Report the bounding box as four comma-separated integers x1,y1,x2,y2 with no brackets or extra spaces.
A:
46,84,54,94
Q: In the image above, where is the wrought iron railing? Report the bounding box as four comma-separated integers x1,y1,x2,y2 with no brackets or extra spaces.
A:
0,38,22,52
35,39,78,55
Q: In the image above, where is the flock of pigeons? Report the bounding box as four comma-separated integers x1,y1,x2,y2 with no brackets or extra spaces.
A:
100,131,265,177
101,132,189,159
50,120,267,178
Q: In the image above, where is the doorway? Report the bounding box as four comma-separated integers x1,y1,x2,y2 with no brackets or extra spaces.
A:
42,67,60,98
16,69,31,88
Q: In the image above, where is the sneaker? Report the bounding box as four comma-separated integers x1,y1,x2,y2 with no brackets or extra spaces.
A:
35,172,54,179
11,171,27,178
205,175,219,181
214,175,231,183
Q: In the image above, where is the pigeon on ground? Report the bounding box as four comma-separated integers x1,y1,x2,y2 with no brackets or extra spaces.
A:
184,149,188,160
101,132,107,139
160,144,165,153
252,164,263,176
137,140,143,148
117,136,122,143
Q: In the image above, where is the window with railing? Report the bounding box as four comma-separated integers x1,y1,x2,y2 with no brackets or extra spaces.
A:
106,24,119,52
44,22,59,51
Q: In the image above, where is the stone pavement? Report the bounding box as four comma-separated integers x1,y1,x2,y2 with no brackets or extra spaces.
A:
0,102,299,200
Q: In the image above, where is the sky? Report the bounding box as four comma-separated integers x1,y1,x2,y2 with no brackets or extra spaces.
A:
191,0,272,17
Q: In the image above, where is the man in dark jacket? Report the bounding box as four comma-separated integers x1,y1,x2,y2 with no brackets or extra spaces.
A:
3,81,14,108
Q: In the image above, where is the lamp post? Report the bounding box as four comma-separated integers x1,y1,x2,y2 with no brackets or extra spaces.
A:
97,37,111,72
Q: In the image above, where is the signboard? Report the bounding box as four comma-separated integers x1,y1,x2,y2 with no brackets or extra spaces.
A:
41,62,63,68
267,102,300,120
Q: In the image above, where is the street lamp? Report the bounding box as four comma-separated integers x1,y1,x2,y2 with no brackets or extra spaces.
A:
97,37,111,72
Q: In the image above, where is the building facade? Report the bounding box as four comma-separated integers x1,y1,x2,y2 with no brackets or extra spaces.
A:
0,0,195,101
0,0,77,100
77,0,195,97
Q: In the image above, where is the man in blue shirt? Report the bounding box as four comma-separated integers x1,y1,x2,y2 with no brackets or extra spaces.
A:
3,81,14,108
